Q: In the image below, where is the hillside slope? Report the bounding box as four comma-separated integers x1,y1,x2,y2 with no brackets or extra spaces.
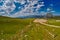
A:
0,16,35,40
0,16,60,40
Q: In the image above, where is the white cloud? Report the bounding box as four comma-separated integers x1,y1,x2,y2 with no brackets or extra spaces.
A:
40,11,46,15
14,0,26,4
0,0,16,15
47,8,51,11
9,0,45,17
51,11,55,12
0,0,45,17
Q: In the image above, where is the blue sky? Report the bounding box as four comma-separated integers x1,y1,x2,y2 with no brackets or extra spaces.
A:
13,0,60,16
44,0,60,14
0,0,60,17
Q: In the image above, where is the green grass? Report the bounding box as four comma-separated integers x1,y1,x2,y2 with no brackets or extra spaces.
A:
20,23,43,40
42,25,60,40
0,16,35,40
47,19,60,26
0,16,60,40
20,23,60,40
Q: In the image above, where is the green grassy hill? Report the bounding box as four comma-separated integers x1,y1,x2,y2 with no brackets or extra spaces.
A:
0,16,35,40
0,16,60,40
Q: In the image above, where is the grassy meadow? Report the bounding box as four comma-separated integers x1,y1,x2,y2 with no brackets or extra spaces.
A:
0,16,60,40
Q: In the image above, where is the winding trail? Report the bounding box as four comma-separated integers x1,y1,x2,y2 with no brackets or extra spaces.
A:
33,19,60,28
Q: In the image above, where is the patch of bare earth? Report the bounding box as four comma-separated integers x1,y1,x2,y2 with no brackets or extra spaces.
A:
33,19,60,28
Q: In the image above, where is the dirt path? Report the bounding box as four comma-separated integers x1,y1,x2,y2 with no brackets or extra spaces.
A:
33,19,60,28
